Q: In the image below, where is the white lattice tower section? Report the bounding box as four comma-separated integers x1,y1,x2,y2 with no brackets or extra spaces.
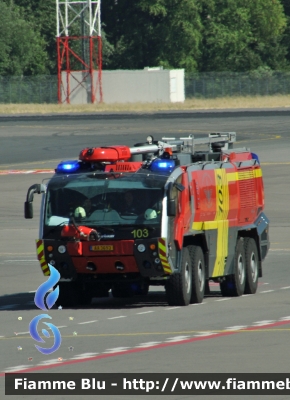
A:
56,0,101,37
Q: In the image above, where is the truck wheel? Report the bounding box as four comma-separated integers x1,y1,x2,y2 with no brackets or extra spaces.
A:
165,247,192,306
231,238,246,296
233,238,246,295
188,245,205,304
219,239,246,297
111,284,134,298
244,238,259,294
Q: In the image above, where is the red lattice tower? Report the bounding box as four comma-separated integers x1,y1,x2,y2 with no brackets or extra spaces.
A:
56,0,102,104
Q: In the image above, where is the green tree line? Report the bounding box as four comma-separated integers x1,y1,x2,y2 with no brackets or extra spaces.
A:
1,0,290,75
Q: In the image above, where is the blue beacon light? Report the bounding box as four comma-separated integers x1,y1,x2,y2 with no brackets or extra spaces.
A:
150,159,175,173
56,160,80,173
251,152,260,164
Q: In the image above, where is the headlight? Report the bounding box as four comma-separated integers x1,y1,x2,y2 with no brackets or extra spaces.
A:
137,244,146,253
58,245,66,254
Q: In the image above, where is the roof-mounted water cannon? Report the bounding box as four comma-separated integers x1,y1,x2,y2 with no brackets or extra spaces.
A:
161,132,236,155
56,132,237,175
78,142,169,164
208,132,236,152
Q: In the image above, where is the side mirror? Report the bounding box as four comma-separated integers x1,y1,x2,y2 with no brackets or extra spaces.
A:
24,201,33,219
24,183,46,219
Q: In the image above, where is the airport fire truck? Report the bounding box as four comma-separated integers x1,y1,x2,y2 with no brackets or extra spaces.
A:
24,133,270,306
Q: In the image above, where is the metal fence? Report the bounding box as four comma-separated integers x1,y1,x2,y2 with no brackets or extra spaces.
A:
185,71,290,98
1,71,290,103
0,75,57,104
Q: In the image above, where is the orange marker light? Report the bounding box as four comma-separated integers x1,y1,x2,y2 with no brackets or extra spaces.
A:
150,244,156,250
47,246,53,252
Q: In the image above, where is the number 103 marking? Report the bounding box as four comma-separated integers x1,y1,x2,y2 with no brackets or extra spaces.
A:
131,229,149,238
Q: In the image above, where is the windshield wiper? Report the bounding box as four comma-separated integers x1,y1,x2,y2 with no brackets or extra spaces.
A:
45,221,68,236
45,215,80,236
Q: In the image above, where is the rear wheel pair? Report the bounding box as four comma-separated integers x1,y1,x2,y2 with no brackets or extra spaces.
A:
165,245,205,306
220,237,259,297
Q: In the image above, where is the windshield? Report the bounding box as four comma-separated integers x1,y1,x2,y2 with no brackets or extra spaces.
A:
43,171,166,238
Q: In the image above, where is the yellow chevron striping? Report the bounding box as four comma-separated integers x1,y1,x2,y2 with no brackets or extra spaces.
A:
158,243,166,253
158,238,173,274
41,263,50,275
36,239,50,275
36,241,44,256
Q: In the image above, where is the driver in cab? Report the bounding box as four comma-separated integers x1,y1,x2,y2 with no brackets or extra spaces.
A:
120,191,138,215
83,198,93,215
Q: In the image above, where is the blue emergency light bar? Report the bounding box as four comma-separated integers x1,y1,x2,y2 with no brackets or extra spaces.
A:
56,160,80,173
150,159,175,173
251,153,260,164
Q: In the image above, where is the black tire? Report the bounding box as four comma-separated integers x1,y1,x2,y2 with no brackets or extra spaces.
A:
111,284,134,298
219,238,246,297
188,245,205,304
244,238,259,294
165,247,192,306
232,238,246,296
